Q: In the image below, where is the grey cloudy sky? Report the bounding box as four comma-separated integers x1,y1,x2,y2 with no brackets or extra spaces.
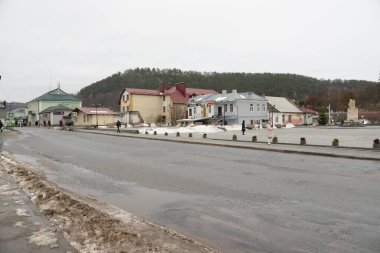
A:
0,0,379,103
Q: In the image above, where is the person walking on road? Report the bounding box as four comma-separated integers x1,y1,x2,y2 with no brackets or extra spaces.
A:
0,120,3,133
116,120,121,133
241,120,246,135
266,122,273,144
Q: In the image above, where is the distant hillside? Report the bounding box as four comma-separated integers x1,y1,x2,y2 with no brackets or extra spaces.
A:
77,68,380,111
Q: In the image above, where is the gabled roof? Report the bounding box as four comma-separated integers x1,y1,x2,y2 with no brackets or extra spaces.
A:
29,88,81,103
73,107,117,115
39,104,73,114
265,96,301,113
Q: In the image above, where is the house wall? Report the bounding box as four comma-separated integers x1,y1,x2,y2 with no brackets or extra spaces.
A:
75,112,115,126
236,100,267,125
270,112,303,126
120,91,163,124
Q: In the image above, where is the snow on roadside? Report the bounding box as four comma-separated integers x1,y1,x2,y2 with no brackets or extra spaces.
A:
0,153,217,253
138,124,243,135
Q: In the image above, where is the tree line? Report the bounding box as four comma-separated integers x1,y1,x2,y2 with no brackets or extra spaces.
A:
77,68,380,111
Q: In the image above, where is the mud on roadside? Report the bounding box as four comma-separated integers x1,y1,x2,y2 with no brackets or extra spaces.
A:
0,153,217,253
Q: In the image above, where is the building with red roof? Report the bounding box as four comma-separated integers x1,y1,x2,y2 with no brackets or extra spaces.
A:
119,83,217,124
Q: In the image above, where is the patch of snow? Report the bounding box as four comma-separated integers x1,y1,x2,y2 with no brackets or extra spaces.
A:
286,123,295,128
28,228,58,247
215,97,227,102
14,221,26,227
16,208,30,216
240,95,246,98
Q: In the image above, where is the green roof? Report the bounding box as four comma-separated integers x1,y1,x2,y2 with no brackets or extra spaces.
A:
38,104,73,114
30,88,81,102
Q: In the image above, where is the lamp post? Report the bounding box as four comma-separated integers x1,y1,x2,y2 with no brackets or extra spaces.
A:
92,104,101,128
271,104,275,127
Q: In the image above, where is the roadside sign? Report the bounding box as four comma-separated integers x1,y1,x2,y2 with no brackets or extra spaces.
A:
8,113,14,117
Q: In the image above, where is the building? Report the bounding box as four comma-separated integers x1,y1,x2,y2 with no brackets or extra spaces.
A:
71,107,117,127
119,83,217,125
38,105,73,126
187,90,268,126
27,87,82,125
265,96,303,126
300,107,318,125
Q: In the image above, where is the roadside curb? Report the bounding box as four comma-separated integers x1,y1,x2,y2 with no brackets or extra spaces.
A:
75,129,380,161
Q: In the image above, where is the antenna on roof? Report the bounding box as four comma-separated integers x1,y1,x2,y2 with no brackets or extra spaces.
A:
57,82,61,94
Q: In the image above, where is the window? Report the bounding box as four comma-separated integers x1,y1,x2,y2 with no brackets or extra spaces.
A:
122,107,125,112
262,104,266,111
194,108,197,114
208,106,211,113
189,108,193,117
250,104,253,112
224,104,227,112
250,120,254,125
163,96,165,101
230,104,233,112
163,106,166,113
275,116,279,123
126,106,129,112
256,104,260,111
126,94,129,101
83,115,86,122
288,115,292,122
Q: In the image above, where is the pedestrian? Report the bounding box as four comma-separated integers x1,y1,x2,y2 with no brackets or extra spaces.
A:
266,122,273,145
0,120,3,133
43,120,46,127
48,120,51,127
241,120,246,135
116,120,121,133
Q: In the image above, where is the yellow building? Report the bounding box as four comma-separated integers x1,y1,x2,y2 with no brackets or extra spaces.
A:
119,83,217,125
71,107,117,127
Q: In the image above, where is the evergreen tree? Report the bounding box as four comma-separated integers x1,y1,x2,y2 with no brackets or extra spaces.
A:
318,108,328,125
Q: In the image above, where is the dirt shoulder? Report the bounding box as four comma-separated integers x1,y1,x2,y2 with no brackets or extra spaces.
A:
0,153,217,253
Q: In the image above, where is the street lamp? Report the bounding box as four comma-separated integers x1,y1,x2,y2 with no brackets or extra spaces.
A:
92,104,101,128
271,104,275,127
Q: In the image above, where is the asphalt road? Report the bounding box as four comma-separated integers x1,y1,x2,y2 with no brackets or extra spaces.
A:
1,128,380,253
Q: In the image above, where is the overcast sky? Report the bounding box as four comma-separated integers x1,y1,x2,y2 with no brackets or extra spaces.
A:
0,0,379,103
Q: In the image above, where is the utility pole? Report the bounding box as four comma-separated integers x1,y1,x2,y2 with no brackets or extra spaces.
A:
328,104,331,125
92,104,101,128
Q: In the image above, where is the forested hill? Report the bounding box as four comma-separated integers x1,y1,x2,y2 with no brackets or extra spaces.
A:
77,68,380,111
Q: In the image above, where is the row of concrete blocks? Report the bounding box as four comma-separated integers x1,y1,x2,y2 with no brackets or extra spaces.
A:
145,131,380,149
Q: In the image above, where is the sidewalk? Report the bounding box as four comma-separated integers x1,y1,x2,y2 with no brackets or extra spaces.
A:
76,128,380,161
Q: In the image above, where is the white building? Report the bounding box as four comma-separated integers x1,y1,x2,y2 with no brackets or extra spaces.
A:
187,90,267,126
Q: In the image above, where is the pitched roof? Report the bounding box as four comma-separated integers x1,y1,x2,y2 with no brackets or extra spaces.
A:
265,96,301,113
73,107,117,115
125,88,161,96
29,88,81,103
190,91,265,104
165,86,218,104
39,104,73,114
300,107,318,114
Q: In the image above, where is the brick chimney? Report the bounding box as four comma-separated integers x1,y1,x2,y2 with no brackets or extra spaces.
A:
158,83,165,92
175,82,186,96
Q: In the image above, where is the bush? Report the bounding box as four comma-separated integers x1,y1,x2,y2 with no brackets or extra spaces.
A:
232,135,237,141
332,138,339,146
300,137,306,145
252,136,257,142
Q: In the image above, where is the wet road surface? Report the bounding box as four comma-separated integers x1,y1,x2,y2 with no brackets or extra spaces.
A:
1,128,380,253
